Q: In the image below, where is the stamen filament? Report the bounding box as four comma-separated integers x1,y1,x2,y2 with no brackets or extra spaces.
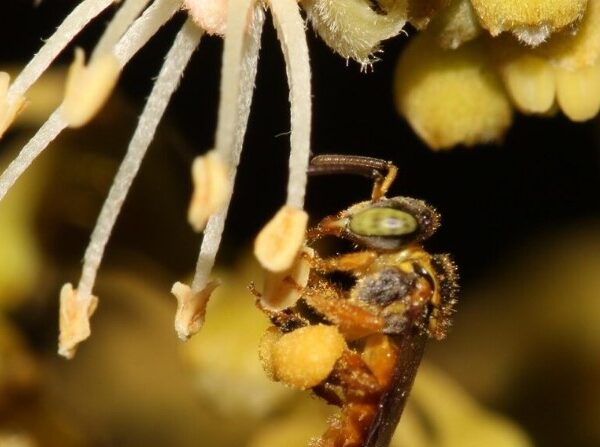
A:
214,0,256,162
0,110,65,202
77,18,203,301
269,0,312,209
113,0,183,65
7,0,115,105
0,0,181,203
190,4,265,293
92,0,152,60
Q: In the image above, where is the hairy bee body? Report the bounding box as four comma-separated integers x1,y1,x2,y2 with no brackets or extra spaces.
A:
255,155,458,447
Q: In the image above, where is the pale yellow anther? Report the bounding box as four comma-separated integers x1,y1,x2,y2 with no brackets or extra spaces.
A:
188,150,231,232
470,0,588,45
61,48,120,128
541,0,600,70
555,61,600,121
395,34,512,150
171,280,221,341
184,0,228,35
260,247,313,311
58,283,98,359
269,324,346,389
500,53,556,114
254,205,308,273
0,72,27,139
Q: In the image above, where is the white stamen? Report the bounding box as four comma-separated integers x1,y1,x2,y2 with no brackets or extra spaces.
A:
190,4,265,293
0,110,65,202
92,0,152,60
269,0,312,209
0,0,181,203
7,0,115,105
113,0,183,65
77,18,203,301
214,0,256,162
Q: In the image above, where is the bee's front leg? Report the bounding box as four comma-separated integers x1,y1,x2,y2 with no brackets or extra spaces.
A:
304,250,378,275
302,280,385,340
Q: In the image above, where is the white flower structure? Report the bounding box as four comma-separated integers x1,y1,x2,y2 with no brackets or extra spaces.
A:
0,0,313,358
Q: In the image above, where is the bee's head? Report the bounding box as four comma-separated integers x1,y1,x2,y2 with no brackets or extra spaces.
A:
309,197,440,251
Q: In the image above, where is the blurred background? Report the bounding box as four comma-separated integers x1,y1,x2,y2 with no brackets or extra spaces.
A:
0,2,599,447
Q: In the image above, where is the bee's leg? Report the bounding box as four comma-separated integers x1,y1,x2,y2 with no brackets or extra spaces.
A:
315,350,384,447
360,334,399,388
329,350,383,399
303,282,384,340
303,250,377,275
427,254,459,340
317,402,377,447
254,298,309,333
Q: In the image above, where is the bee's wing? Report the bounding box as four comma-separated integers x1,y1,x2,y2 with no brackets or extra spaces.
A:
362,330,427,447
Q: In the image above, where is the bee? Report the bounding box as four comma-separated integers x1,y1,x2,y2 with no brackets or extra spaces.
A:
255,154,458,447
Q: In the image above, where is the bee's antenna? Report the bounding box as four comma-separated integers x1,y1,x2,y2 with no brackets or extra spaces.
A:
308,154,397,201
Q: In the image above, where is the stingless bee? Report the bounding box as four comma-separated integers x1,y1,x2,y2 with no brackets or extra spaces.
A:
254,154,458,447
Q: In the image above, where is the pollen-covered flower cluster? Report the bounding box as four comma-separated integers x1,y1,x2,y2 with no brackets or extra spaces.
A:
394,0,600,149
0,0,597,357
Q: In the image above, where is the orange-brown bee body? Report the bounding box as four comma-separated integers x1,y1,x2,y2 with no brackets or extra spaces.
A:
255,155,458,447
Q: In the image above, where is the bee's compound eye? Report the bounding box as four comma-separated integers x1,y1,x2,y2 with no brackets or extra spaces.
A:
349,207,418,237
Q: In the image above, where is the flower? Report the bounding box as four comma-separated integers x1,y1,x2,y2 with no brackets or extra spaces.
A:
0,0,418,356
0,0,316,357
395,0,600,149
3,0,596,356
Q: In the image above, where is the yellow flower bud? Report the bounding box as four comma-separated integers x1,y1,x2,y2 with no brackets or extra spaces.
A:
555,61,600,121
302,0,408,65
541,0,600,70
470,0,588,46
495,41,556,114
395,34,512,149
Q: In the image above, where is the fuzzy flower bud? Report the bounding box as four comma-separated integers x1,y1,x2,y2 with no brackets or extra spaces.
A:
496,42,556,114
540,0,600,70
470,0,588,46
395,34,512,149
555,61,600,121
302,0,408,65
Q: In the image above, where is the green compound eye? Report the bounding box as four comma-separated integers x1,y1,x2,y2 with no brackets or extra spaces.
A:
349,207,418,237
